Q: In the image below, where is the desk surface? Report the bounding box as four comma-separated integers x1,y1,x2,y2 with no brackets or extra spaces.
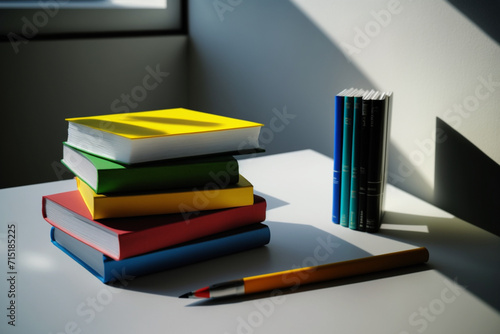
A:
1,150,499,334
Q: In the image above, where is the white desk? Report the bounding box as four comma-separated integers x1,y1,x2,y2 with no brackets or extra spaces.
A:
1,150,499,334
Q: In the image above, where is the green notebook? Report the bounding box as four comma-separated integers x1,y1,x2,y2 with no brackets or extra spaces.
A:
61,143,240,194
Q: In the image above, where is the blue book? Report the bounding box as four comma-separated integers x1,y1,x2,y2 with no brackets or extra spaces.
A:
51,224,270,283
339,90,356,227
349,91,364,229
332,88,352,224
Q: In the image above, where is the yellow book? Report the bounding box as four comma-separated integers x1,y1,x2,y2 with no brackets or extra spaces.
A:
76,176,254,219
66,108,263,164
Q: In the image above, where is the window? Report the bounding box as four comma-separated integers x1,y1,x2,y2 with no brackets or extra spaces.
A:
0,0,184,38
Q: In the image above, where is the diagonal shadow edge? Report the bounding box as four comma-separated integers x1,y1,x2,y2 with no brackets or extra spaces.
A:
379,210,500,312
434,117,500,237
447,0,500,46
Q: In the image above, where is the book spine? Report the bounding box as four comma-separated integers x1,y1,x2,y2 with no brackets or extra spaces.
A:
52,224,271,284
78,175,254,220
379,93,393,227
98,157,240,194
357,96,371,232
332,94,344,224
339,95,354,227
349,95,362,230
50,228,108,283
119,195,267,260
366,96,387,233
105,224,271,283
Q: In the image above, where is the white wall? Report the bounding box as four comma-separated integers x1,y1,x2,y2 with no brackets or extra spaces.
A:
188,0,375,161
289,0,500,202
188,0,499,230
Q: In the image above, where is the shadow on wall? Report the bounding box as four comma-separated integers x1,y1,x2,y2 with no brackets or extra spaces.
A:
434,117,500,237
0,36,188,189
387,140,434,205
448,0,500,46
188,0,376,159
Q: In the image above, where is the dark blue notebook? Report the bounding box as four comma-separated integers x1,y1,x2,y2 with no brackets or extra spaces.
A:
333,88,352,224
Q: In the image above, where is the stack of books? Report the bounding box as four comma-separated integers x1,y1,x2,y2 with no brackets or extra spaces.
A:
332,89,393,233
42,108,270,283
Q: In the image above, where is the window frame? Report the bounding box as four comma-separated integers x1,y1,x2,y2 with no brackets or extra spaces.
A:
0,0,185,40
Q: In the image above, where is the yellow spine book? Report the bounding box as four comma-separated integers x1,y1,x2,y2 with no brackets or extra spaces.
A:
76,177,254,219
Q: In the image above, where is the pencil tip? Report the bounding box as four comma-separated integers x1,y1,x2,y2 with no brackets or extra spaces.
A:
179,292,195,298
179,292,191,298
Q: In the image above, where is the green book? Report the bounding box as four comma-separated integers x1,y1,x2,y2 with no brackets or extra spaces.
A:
61,143,240,194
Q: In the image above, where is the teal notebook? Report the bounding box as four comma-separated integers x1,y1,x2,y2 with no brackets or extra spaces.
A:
349,92,364,229
339,91,355,227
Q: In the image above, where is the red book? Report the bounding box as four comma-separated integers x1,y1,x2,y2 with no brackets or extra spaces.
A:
42,190,266,261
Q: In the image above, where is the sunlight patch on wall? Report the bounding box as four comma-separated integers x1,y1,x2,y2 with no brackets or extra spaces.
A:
290,0,500,200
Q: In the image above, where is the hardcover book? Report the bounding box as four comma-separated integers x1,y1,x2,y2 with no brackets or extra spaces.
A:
339,90,356,227
332,88,352,224
380,92,393,230
332,88,392,233
42,190,267,260
348,91,365,230
75,175,254,219
51,224,271,283
366,92,392,233
356,90,375,231
65,108,263,164
62,143,239,194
